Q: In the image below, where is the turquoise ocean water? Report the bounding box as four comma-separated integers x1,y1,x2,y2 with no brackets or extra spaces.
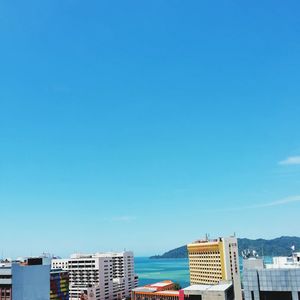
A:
135,257,190,288
134,257,273,288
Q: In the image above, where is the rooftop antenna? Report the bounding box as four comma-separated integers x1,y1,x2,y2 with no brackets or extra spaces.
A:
291,245,295,256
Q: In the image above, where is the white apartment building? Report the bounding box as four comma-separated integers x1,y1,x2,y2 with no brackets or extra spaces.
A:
51,258,69,270
51,251,138,300
265,252,300,269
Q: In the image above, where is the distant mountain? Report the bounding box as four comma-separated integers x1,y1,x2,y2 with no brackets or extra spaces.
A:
150,236,300,259
151,245,188,259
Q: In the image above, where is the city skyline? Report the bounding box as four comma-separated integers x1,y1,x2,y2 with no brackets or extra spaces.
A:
1,0,300,257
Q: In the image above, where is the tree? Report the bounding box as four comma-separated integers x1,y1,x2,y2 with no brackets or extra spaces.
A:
173,283,182,290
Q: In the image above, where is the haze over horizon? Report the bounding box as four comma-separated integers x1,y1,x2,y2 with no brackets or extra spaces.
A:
1,0,300,257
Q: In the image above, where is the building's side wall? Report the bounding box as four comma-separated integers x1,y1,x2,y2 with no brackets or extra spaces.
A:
243,268,300,300
259,269,300,295
222,237,242,300
12,264,50,300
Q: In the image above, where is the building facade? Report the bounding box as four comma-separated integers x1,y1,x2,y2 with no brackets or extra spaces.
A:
52,259,69,271
0,258,51,300
52,251,138,300
50,270,69,300
0,262,12,300
187,236,242,300
243,253,300,300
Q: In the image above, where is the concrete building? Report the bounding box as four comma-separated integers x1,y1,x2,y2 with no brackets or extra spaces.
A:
0,261,12,300
0,257,51,300
132,280,234,300
183,282,234,300
52,251,138,300
243,253,300,300
187,236,242,300
52,259,69,271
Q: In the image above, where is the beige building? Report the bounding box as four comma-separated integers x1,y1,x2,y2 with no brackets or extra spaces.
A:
187,236,242,300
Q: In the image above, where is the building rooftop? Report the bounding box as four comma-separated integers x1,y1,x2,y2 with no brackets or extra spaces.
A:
188,236,237,246
244,253,300,270
69,251,133,259
148,281,174,287
132,287,157,293
183,283,232,292
132,280,176,294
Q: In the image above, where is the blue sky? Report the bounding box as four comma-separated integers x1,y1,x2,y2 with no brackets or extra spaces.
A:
0,0,300,257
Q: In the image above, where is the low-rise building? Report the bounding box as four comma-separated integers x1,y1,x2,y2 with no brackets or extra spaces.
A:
132,280,234,300
132,281,179,300
182,282,234,300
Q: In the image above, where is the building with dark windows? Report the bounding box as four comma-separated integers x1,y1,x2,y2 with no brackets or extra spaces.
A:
50,269,69,300
52,251,138,300
0,261,12,300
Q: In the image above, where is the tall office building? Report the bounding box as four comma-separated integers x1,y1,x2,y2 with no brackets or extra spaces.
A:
52,251,138,300
187,236,242,300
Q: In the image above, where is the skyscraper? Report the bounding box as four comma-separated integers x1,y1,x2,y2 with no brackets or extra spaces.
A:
187,236,242,300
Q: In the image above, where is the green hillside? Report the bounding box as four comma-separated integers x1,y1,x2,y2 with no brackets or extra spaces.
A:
150,236,300,259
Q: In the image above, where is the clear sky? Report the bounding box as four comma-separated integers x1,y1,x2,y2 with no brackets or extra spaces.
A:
0,0,300,258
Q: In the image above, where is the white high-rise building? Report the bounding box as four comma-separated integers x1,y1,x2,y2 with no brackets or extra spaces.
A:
51,251,138,300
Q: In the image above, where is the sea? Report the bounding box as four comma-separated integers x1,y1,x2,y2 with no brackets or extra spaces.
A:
135,257,190,288
134,256,273,288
